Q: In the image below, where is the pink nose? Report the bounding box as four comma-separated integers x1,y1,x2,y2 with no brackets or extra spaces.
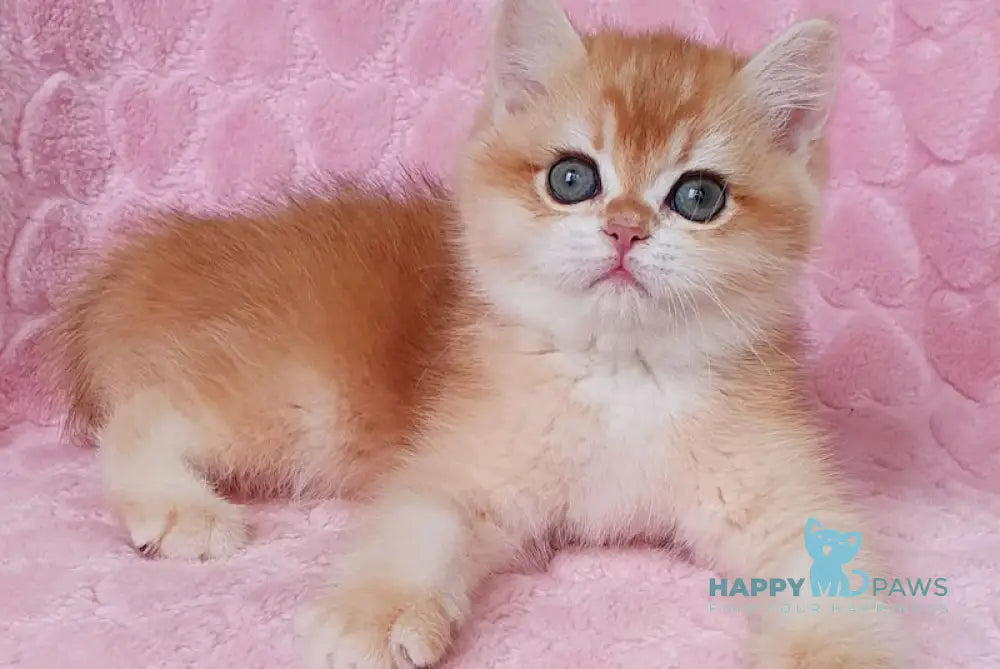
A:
602,219,649,258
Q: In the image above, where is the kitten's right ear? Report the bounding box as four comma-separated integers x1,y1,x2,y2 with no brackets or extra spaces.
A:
740,19,840,154
805,517,822,533
487,0,586,118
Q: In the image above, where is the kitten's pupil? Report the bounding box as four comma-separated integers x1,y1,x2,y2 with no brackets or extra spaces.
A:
685,185,705,203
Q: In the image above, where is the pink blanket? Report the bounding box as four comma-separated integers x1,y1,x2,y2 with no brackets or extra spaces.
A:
2,0,999,667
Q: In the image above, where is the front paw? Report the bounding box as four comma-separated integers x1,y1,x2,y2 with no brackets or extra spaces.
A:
296,583,459,669
752,628,899,669
117,496,247,560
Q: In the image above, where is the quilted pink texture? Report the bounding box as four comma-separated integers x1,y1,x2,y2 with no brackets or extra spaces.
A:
2,0,1000,667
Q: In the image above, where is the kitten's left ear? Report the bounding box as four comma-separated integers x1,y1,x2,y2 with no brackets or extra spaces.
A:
845,532,862,547
740,19,840,154
487,0,587,118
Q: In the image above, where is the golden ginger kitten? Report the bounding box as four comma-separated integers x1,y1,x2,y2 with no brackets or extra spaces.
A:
49,1,901,667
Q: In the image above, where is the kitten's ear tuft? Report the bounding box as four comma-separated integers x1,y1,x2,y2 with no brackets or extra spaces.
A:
488,0,586,117
741,19,840,153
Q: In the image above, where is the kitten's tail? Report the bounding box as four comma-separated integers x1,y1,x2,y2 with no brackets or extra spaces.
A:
848,569,870,597
41,281,106,447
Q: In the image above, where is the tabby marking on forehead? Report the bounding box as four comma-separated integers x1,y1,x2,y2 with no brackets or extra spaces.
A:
596,108,623,199
664,120,693,167
677,67,697,100
593,107,616,154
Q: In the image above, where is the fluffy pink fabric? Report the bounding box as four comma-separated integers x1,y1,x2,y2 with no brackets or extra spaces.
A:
1,0,998,667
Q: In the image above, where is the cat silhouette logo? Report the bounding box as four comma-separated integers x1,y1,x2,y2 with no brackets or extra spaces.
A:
804,518,870,597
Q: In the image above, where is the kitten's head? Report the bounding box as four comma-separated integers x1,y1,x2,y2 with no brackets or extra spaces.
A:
456,0,838,354
805,518,862,565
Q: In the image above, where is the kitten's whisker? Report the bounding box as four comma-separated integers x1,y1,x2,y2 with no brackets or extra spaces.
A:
674,284,713,381
662,282,684,331
698,273,799,368
689,274,774,377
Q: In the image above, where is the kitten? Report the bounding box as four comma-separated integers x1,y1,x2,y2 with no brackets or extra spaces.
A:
49,0,900,667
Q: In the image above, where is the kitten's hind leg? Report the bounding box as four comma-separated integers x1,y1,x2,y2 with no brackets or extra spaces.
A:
98,388,247,560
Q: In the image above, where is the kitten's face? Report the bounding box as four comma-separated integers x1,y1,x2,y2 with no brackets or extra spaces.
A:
457,4,836,350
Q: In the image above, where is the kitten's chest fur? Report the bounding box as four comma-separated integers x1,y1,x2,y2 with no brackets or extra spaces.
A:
486,342,710,542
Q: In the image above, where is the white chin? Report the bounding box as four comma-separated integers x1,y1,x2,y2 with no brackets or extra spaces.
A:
589,283,650,319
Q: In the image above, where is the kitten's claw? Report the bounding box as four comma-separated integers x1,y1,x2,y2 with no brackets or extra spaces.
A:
135,542,160,559
394,643,416,668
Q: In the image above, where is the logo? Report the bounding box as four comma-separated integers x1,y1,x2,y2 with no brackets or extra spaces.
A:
706,518,949,616
805,517,868,597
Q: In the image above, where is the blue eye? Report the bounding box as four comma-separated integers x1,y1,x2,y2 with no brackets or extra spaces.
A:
668,171,727,222
547,156,601,204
